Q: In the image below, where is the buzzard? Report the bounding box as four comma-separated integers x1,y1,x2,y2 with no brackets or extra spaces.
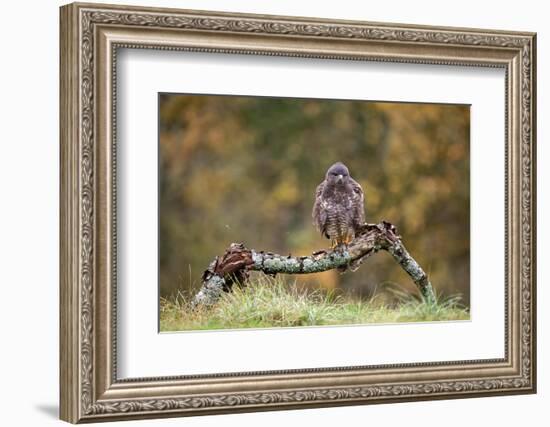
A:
312,162,365,247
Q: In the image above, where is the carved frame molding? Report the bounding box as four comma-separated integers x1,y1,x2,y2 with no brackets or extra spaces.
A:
60,2,536,423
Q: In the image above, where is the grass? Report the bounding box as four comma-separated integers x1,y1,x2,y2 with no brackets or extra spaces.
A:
160,276,469,332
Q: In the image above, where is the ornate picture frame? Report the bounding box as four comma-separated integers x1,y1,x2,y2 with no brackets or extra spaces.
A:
60,2,536,423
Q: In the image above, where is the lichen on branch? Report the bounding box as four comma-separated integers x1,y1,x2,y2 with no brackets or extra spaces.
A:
191,221,435,308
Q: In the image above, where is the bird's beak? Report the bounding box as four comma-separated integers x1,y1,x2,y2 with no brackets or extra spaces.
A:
337,174,343,182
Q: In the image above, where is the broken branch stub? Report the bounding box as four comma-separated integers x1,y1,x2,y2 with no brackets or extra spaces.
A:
191,222,435,308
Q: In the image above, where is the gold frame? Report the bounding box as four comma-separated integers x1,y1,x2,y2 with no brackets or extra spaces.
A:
60,2,537,423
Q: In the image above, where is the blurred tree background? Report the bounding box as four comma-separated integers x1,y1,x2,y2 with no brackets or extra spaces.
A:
159,94,470,306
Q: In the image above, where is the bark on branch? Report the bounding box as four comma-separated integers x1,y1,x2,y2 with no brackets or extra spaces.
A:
192,221,435,308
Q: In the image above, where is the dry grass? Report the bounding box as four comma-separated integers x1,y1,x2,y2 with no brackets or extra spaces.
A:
160,276,469,332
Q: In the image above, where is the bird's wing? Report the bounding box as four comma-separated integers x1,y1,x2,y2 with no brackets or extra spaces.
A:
312,181,328,237
349,177,366,226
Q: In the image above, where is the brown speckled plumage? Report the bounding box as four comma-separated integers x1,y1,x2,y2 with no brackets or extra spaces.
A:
312,162,365,246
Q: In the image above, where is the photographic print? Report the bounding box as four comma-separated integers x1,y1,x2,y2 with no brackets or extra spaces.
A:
159,94,470,332
60,4,536,421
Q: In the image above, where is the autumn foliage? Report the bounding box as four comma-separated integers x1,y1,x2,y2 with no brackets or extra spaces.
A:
159,94,470,305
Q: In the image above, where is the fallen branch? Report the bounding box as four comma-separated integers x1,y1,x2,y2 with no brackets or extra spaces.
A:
191,221,435,308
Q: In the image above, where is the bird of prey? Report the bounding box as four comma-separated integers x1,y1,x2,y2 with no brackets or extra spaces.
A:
312,162,365,248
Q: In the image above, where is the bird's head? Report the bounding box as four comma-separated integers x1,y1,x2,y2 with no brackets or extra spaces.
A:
325,162,350,186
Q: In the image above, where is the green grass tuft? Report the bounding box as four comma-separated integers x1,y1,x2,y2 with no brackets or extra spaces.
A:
160,276,469,332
